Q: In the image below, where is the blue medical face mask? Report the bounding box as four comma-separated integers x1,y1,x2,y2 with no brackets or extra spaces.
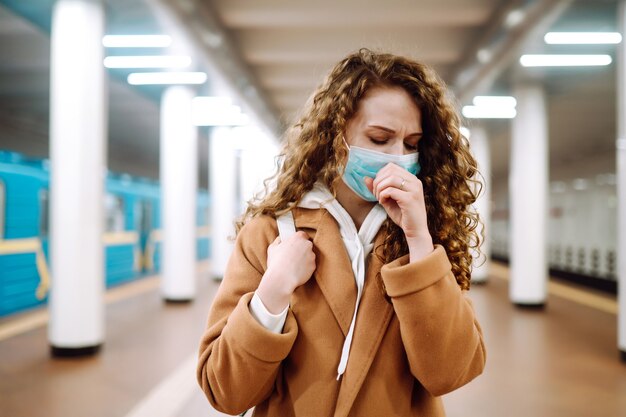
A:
342,143,421,202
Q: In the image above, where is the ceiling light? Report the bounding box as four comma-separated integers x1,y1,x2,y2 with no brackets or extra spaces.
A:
477,49,492,63
192,96,249,126
193,97,233,108
505,9,525,28
202,31,223,48
104,56,191,69
544,32,622,44
462,106,516,119
520,54,612,67
127,72,207,85
550,182,567,193
102,35,172,48
473,96,517,108
463,96,517,119
194,113,249,127
572,178,588,191
606,173,617,185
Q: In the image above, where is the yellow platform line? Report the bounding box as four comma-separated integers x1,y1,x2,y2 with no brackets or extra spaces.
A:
0,310,49,342
0,260,210,342
490,261,617,315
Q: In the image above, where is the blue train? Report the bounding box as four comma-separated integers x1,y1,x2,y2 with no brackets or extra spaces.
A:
0,151,211,317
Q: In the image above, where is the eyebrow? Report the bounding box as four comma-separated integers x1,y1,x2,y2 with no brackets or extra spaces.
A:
368,124,423,138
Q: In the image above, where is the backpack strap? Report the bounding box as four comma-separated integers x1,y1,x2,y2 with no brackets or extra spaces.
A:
276,210,296,241
238,212,295,417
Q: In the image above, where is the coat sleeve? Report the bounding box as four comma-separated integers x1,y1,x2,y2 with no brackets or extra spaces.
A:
196,216,298,415
380,244,486,397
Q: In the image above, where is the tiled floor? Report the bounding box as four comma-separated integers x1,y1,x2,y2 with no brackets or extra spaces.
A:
443,272,625,417
1,261,625,417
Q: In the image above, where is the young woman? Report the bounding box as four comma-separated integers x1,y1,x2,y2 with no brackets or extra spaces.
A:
197,49,486,417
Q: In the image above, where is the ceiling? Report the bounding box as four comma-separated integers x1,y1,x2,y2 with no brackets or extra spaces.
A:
0,0,620,189
213,0,502,124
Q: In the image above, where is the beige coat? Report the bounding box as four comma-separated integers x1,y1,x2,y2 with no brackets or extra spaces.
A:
197,207,486,417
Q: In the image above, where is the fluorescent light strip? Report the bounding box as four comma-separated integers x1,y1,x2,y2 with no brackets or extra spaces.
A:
103,35,172,48
192,97,249,126
462,105,516,119
193,113,249,127
544,32,622,45
127,72,207,85
520,54,612,67
104,56,191,69
192,96,233,108
473,96,517,108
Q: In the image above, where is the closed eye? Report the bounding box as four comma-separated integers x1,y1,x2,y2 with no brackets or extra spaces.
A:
404,142,418,151
369,137,388,145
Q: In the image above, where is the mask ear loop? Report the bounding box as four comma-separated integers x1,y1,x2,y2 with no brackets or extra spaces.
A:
342,137,351,152
338,137,351,179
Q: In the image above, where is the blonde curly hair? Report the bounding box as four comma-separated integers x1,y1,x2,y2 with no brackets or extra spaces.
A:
236,48,482,290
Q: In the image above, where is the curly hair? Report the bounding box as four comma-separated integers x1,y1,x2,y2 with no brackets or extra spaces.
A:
236,48,482,291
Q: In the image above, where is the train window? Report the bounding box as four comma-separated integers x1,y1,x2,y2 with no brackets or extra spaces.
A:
0,180,5,239
105,194,125,232
39,189,49,237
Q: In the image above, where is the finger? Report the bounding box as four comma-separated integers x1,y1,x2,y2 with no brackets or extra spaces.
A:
373,163,407,192
379,162,414,180
271,236,281,245
375,175,407,200
291,232,312,247
378,162,403,177
397,176,411,193
294,231,309,240
372,170,393,196
379,186,405,206
374,175,393,200
365,176,374,192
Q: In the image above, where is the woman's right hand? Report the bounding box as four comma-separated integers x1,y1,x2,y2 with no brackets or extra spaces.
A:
256,231,316,314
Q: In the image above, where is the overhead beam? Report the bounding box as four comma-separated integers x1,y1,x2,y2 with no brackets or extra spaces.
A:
215,0,494,29
147,0,282,136
452,0,573,103
236,28,467,66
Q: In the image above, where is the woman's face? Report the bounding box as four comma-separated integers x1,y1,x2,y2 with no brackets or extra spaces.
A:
344,85,422,155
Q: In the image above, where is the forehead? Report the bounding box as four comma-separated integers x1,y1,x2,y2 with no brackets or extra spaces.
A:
353,85,422,130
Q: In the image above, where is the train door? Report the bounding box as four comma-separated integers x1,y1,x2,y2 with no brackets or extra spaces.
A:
0,179,5,240
135,199,153,273
38,188,49,238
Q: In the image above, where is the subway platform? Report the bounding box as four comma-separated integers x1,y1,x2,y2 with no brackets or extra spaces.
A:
1,261,624,417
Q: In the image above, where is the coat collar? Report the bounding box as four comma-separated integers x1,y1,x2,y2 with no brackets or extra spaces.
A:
294,207,357,337
292,207,395,416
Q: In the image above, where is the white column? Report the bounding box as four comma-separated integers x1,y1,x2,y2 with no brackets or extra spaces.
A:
509,84,548,306
210,127,237,280
238,126,280,208
48,0,106,355
470,126,491,283
617,0,626,361
160,86,198,301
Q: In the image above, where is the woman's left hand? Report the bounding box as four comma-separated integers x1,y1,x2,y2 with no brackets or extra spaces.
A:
365,163,434,260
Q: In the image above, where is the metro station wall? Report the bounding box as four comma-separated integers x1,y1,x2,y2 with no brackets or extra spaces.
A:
491,168,618,284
